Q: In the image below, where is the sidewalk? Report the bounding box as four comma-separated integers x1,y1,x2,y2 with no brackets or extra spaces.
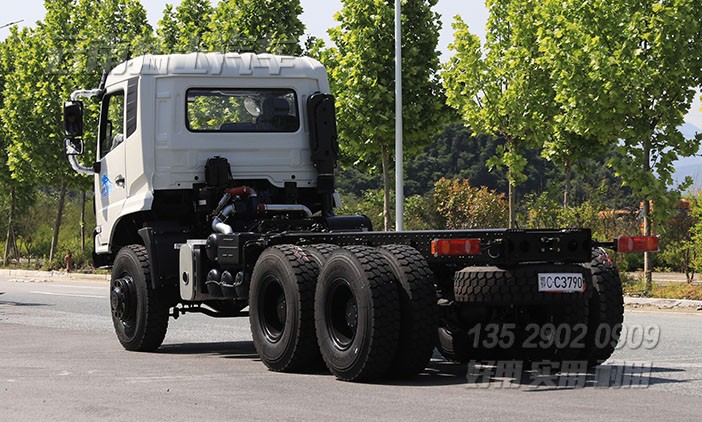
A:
0,268,109,282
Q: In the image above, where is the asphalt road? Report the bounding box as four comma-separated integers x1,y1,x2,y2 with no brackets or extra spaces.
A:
1,273,701,421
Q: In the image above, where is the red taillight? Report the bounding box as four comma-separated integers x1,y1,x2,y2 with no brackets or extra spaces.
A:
431,239,481,256
617,236,659,253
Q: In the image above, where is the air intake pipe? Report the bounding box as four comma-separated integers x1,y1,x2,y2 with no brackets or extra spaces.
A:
211,186,257,235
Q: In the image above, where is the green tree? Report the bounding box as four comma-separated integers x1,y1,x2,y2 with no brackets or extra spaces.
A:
442,0,558,227
328,0,444,230
537,0,702,289
77,0,155,73
657,198,699,283
1,25,63,261
0,0,154,262
203,0,305,55
157,0,213,53
0,35,22,264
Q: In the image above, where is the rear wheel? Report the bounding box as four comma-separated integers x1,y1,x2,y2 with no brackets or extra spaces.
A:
249,245,322,372
110,244,169,351
379,245,438,377
581,248,624,367
315,246,400,382
441,265,590,364
302,243,339,267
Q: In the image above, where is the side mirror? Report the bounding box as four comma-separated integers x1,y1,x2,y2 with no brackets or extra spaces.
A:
63,100,84,138
65,138,84,156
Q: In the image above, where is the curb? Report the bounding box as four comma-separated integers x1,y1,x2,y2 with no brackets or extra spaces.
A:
624,296,702,311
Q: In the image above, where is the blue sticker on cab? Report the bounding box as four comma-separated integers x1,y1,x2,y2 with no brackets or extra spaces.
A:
101,175,113,198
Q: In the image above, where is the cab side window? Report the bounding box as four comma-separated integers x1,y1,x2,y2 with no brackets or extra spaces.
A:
99,91,125,159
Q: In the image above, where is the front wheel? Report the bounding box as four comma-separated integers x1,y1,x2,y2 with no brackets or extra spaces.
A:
110,244,169,351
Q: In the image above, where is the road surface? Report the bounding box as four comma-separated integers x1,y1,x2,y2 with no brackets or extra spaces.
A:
1,273,701,421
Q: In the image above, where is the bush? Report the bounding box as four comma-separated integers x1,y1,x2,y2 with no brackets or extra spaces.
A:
432,178,508,229
337,189,385,231
337,179,508,231
404,194,444,230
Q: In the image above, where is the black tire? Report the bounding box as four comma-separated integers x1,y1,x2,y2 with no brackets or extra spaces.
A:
453,265,591,305
536,300,589,365
110,244,169,351
249,245,322,372
378,244,438,377
581,248,624,366
302,243,339,266
315,246,400,382
443,265,589,364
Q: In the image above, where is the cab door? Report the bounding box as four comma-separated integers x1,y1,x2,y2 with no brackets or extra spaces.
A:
94,83,128,250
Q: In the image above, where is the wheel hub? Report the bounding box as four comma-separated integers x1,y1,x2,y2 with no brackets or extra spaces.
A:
328,281,357,349
345,299,358,330
276,294,287,325
111,276,135,323
260,278,286,341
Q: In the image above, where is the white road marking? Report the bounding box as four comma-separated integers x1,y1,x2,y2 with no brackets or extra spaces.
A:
46,284,106,290
30,291,108,299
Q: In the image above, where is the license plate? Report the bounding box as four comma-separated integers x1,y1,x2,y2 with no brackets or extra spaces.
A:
538,273,585,293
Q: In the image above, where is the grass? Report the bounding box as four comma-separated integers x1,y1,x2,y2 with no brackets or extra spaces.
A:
622,273,702,300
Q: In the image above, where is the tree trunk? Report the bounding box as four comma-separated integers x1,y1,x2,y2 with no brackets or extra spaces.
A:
49,180,68,263
380,145,392,231
508,167,515,228
3,187,17,266
642,198,652,291
642,140,653,292
80,190,86,253
563,159,572,208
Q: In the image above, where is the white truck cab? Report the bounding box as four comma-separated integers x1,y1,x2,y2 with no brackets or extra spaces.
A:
65,53,335,258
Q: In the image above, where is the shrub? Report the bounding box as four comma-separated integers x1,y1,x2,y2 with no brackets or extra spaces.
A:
432,178,508,229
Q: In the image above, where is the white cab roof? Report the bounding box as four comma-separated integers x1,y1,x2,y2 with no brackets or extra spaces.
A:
107,53,327,84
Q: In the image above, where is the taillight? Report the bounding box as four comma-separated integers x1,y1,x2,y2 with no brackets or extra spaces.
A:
616,236,659,253
431,238,481,256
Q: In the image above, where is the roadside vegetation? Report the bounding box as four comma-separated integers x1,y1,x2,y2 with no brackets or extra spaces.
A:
1,1,702,301
622,273,702,300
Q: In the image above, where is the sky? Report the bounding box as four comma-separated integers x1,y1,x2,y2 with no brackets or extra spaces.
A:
0,0,701,129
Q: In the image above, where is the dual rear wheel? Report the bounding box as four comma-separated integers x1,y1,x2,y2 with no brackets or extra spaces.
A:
249,244,438,382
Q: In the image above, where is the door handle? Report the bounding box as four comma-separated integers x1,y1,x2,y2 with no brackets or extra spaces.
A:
115,175,125,187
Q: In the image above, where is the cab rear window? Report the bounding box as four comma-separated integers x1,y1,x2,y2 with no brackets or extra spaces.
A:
186,88,299,133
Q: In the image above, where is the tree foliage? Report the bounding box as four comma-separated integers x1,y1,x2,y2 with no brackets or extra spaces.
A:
442,1,563,226
157,0,213,53
0,0,153,261
537,0,702,213
328,0,444,230
536,0,702,287
203,0,305,55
